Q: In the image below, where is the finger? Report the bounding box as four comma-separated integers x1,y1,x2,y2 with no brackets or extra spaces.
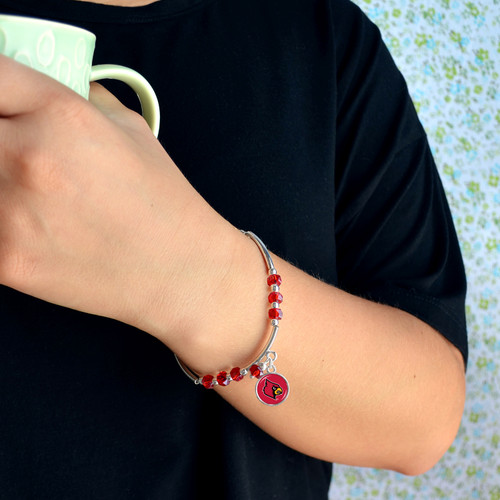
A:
0,54,70,117
88,82,129,116
88,81,150,133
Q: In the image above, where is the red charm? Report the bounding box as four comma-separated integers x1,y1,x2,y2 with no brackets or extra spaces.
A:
230,367,244,382
268,292,283,304
201,375,215,389
250,364,263,379
268,308,283,320
256,373,289,405
217,371,230,386
267,274,282,287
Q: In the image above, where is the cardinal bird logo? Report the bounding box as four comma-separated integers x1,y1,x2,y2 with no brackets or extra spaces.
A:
256,373,289,405
263,379,284,400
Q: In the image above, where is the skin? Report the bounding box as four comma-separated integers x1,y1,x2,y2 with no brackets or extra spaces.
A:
0,17,466,476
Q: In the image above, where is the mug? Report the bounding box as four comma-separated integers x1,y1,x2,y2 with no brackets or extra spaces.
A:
0,15,160,137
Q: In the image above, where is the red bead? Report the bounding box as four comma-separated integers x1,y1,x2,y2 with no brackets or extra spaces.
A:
201,375,215,389
268,292,283,304
230,367,244,382
268,308,283,320
217,371,230,386
267,274,282,287
250,364,263,379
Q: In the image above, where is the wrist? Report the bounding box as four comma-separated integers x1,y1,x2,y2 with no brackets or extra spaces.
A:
128,203,268,374
163,224,270,376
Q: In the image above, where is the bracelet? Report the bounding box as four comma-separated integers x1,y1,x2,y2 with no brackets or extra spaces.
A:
174,230,289,406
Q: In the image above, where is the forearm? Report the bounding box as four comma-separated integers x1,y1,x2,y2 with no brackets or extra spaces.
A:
145,227,466,475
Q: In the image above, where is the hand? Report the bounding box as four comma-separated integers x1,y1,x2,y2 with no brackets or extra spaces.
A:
0,54,238,343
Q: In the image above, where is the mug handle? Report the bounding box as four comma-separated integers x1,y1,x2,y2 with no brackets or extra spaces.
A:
90,64,160,138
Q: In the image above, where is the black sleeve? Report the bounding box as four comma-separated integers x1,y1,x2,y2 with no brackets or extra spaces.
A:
331,0,468,365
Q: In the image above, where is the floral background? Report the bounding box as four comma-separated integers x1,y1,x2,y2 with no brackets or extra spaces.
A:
330,0,500,498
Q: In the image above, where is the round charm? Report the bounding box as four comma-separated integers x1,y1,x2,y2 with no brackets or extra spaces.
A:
255,373,289,406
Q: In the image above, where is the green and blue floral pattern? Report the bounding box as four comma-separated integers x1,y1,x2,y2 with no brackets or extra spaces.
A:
331,0,500,498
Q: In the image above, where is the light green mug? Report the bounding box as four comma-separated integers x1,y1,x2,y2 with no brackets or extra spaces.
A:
0,15,160,137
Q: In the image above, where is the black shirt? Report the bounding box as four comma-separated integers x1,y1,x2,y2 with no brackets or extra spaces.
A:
0,0,467,498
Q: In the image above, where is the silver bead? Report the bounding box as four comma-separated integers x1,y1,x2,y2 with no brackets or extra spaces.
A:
271,319,279,326
272,285,280,292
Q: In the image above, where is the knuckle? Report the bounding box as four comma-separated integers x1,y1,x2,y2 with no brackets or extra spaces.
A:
11,141,57,192
50,90,93,129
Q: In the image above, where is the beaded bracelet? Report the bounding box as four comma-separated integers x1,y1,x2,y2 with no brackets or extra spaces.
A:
174,230,289,406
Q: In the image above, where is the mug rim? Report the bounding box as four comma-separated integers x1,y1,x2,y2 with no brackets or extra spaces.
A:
0,14,95,41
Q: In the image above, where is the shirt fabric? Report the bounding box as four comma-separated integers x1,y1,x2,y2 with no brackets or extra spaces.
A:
0,0,468,498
